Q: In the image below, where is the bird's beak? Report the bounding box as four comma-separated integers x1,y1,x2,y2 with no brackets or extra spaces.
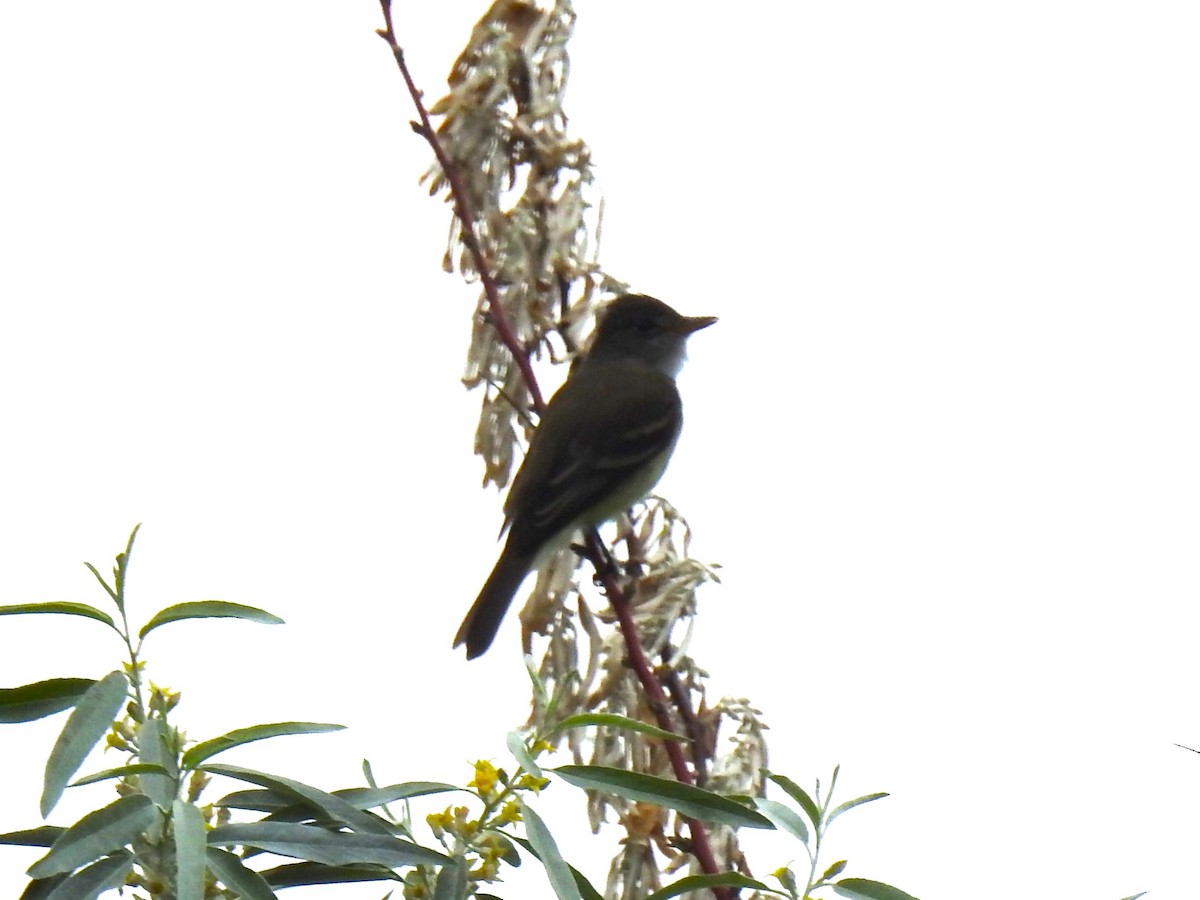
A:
680,315,718,334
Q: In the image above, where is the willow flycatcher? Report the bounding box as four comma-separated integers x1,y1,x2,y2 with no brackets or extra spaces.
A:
454,293,715,659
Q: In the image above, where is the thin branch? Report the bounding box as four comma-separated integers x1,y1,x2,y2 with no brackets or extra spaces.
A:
377,4,729,894
376,0,545,413
585,531,728,894
659,658,710,787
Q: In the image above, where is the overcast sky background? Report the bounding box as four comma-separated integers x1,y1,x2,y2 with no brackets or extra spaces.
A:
2,3,1198,899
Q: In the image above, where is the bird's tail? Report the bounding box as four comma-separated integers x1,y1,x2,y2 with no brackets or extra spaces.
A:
454,542,531,659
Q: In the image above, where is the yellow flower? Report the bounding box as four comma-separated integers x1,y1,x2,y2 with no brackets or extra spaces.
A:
468,760,501,797
470,856,500,881
496,801,522,825
515,773,550,793
426,809,454,838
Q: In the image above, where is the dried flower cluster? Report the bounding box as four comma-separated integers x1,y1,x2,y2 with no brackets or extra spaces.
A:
424,1,769,895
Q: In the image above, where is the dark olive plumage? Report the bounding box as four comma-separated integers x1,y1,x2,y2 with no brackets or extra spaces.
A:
454,294,715,659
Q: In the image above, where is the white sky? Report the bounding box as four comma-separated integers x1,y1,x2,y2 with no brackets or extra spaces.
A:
2,3,1198,899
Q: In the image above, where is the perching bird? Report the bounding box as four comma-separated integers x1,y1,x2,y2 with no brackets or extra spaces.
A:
454,293,716,659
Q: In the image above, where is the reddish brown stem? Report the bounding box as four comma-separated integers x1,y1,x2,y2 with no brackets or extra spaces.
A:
376,0,544,413
585,531,730,898
378,4,728,895
659,658,710,787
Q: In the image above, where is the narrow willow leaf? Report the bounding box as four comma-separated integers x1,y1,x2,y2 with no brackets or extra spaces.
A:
70,763,172,787
183,722,344,769
208,822,449,868
506,731,542,778
230,783,463,825
202,764,389,835
135,718,179,812
41,671,129,817
822,860,849,881
763,770,823,829
553,766,772,830
828,792,889,827
173,801,206,900
832,877,920,900
752,797,810,845
507,836,601,900
213,789,293,813
0,603,115,630
260,862,402,887
432,857,469,900
0,827,66,848
206,848,277,900
43,850,133,900
522,805,581,900
482,830,521,867
1118,894,1148,900
334,782,463,810
27,795,156,878
109,525,140,611
0,679,96,724
19,874,67,899
550,713,686,742
81,562,118,605
138,601,284,639
644,872,781,900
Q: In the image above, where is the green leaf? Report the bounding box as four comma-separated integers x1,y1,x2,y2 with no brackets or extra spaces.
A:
828,792,889,827
43,850,133,900
206,848,278,900
432,858,469,900
70,763,172,787
522,804,582,900
202,763,390,835
550,713,686,742
335,782,463,810
507,836,603,900
174,801,206,900
20,874,68,900
1118,893,1148,900
27,795,156,878
260,862,402,887
82,563,118,605
644,872,782,900
822,859,849,881
214,789,294,813
183,722,344,769
216,783,462,825
41,671,129,817
208,822,449,868
0,603,115,630
752,797,810,845
482,829,521,867
109,525,140,613
0,827,66,848
506,731,543,779
764,770,823,829
139,600,284,639
134,718,178,812
0,679,97,725
832,877,920,900
552,765,772,830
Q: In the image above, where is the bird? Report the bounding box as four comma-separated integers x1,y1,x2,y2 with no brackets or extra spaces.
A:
454,293,716,659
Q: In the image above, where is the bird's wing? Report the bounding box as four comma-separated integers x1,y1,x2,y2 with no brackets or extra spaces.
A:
504,362,683,547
